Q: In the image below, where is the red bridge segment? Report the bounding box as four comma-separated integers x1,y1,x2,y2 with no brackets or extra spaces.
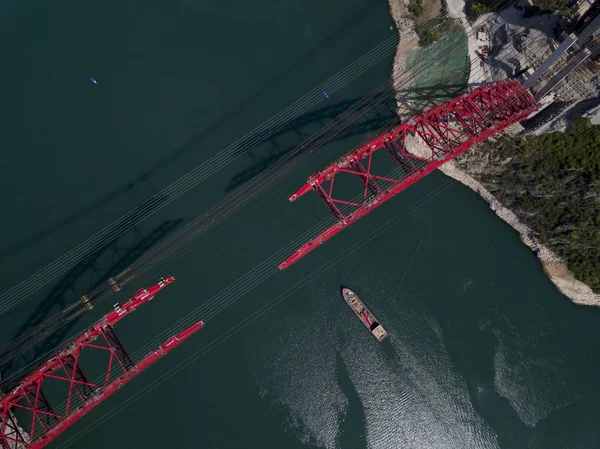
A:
0,277,203,449
279,80,538,270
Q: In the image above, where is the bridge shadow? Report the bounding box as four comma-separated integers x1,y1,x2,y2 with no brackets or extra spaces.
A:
225,82,467,193
0,0,385,262
0,219,182,388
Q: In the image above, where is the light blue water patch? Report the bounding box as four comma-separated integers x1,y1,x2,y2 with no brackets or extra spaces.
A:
404,27,469,113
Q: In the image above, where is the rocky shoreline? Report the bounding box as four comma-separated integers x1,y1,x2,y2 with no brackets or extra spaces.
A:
387,0,600,306
442,155,600,307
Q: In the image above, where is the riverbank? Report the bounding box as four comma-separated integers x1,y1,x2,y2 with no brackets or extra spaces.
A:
388,0,420,120
447,151,600,307
387,0,600,306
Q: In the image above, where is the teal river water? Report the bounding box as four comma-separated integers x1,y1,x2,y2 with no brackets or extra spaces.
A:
1,1,600,448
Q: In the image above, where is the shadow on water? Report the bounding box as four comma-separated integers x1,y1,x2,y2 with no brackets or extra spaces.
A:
0,0,384,262
225,82,468,193
224,91,399,193
335,350,368,449
381,336,399,361
0,219,182,388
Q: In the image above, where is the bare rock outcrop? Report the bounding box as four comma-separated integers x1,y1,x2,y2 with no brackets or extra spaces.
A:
388,0,600,306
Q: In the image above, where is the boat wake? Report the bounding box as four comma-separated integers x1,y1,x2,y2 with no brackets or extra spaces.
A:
247,272,499,448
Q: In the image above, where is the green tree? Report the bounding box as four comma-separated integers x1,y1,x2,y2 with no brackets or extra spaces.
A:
409,0,424,16
456,119,600,292
471,2,491,15
531,0,574,17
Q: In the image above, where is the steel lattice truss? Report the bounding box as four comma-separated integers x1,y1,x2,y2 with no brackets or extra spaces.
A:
0,277,203,449
280,80,538,269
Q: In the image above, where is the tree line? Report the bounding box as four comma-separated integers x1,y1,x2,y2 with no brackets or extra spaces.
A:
458,119,600,292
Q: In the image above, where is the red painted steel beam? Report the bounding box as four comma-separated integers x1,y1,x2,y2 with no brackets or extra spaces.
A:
26,322,204,449
0,277,204,449
279,80,538,270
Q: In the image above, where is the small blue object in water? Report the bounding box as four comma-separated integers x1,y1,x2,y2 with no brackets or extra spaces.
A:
90,77,99,85
322,90,330,100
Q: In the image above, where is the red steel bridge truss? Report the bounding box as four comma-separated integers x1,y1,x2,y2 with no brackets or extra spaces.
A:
279,79,539,269
0,277,203,449
0,78,538,449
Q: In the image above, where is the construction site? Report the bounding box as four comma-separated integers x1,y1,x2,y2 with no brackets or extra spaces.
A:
0,0,599,448
472,0,600,133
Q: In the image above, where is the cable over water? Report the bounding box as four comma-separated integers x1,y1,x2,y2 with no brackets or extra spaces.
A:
0,9,553,373
0,4,562,444
0,78,401,376
31,175,455,436
52,178,458,449
0,0,533,315
0,33,399,315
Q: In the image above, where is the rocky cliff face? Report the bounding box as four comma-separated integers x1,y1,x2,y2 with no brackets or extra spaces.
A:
388,0,600,306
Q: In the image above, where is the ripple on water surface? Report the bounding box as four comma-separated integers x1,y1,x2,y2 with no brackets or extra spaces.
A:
492,322,577,428
248,272,500,448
